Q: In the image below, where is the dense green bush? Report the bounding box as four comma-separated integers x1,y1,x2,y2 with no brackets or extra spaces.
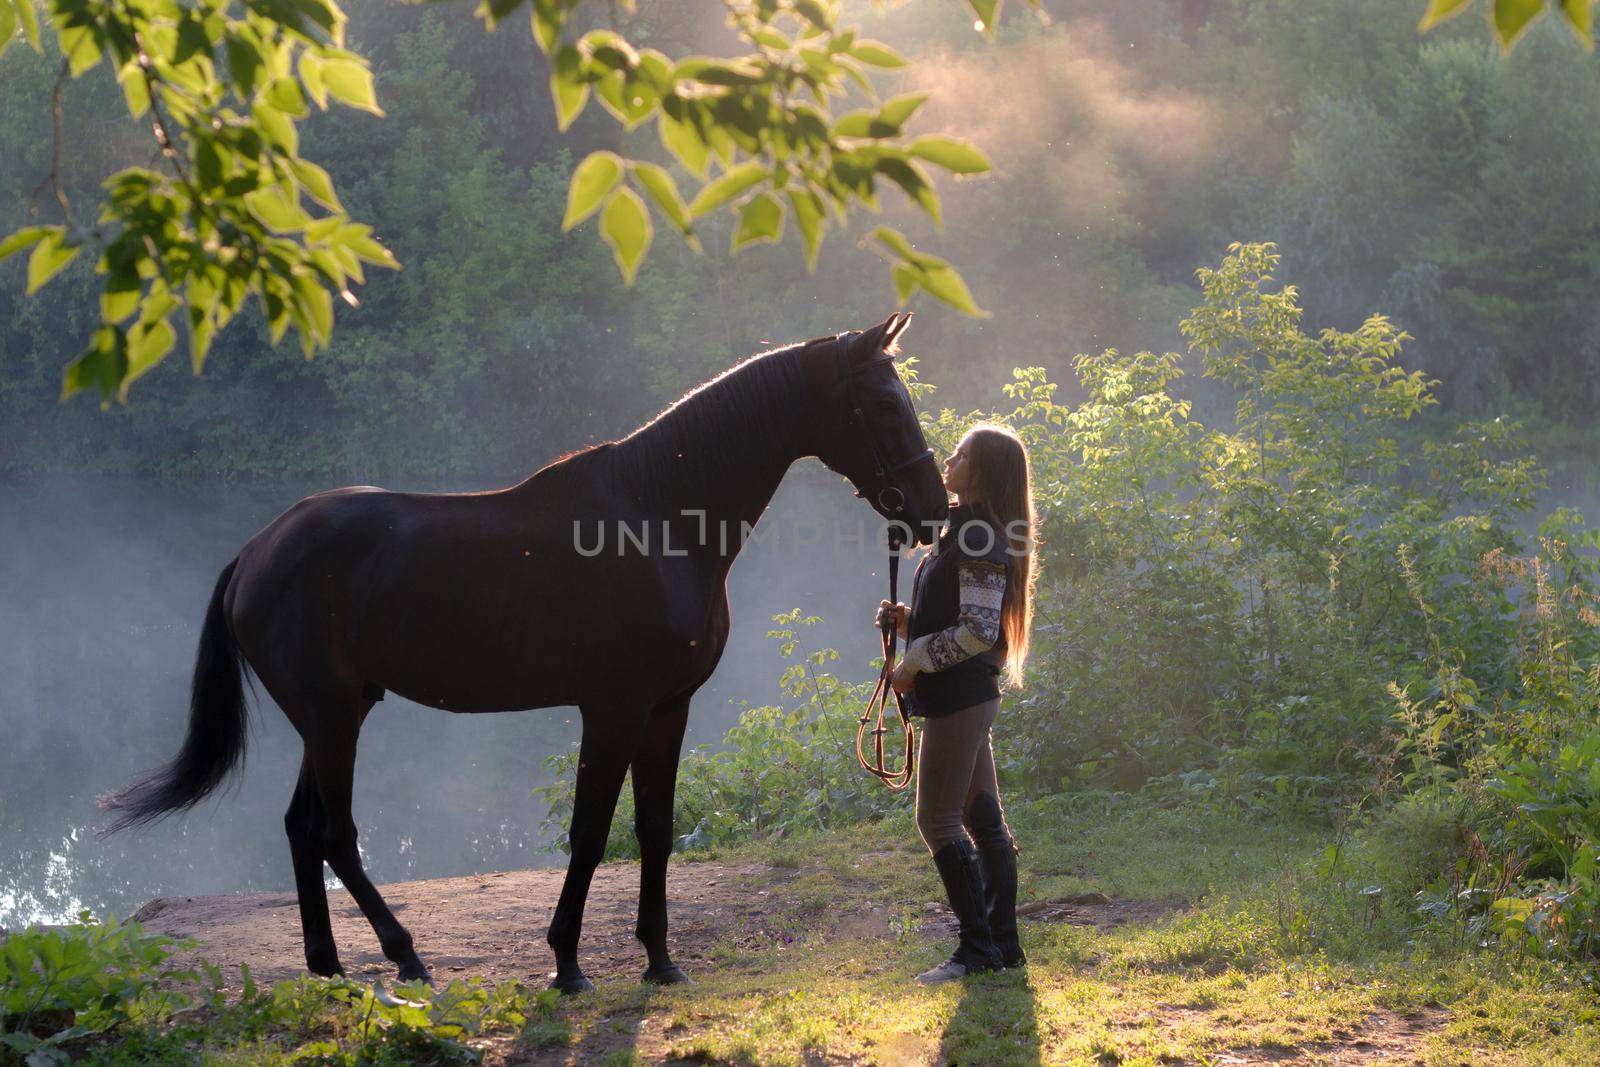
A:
0,912,553,1064
917,242,1536,801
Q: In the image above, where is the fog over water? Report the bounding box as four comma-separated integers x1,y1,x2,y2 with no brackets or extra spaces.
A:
0,465,899,926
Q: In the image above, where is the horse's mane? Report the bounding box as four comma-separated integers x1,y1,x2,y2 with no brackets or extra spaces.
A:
524,338,820,502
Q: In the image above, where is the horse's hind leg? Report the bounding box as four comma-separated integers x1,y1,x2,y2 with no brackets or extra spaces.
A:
547,708,642,994
631,691,693,985
309,714,432,984
284,755,341,976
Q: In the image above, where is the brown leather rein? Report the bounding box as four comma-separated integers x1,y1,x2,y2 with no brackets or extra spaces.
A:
858,528,915,790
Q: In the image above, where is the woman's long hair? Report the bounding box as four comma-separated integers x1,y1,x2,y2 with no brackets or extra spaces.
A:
961,423,1037,689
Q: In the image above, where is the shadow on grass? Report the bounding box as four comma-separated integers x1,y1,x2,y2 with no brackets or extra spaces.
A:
937,966,1044,1067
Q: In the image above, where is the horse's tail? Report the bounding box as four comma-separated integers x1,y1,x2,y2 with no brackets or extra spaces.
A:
100,559,251,834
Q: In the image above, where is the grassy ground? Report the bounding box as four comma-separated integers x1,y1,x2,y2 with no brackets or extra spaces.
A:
27,796,1600,1065
515,797,1600,1065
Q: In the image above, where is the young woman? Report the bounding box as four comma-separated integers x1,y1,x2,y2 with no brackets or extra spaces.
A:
877,423,1037,986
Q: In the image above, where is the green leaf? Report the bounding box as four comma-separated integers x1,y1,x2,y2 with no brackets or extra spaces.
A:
477,0,523,31
321,54,382,114
194,138,224,187
581,28,638,72
752,27,790,51
869,226,989,316
123,316,177,397
631,161,696,241
245,186,309,232
794,0,834,30
267,77,308,118
118,61,151,119
1417,0,1473,31
551,44,588,131
1,3,18,61
256,102,298,153
878,157,941,227
15,0,41,52
659,103,709,177
188,309,216,374
101,264,142,323
832,109,876,138
732,191,784,251
172,15,211,66
225,34,264,100
870,225,919,264
0,225,52,261
600,186,652,284
1492,0,1546,50
785,186,825,269
918,263,989,317
293,271,334,345
290,158,341,211
531,0,564,53
1559,0,1594,45
59,21,103,77
593,68,658,128
27,228,78,294
564,150,624,230
892,261,918,302
299,50,327,108
877,92,928,128
61,325,129,404
850,39,906,68
687,160,767,217
908,135,993,175
966,0,1000,35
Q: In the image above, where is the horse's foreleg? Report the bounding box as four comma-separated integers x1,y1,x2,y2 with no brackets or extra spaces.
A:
631,692,693,985
547,711,641,994
284,756,341,977
310,721,432,984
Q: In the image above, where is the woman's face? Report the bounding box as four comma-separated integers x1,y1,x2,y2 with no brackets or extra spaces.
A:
942,438,974,499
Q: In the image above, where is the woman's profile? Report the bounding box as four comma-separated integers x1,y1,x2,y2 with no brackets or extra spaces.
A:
877,422,1037,985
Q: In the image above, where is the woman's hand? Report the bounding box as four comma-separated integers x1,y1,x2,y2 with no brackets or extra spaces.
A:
891,657,918,696
876,600,910,641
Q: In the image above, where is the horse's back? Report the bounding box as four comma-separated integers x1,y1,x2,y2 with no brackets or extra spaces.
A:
228,479,719,713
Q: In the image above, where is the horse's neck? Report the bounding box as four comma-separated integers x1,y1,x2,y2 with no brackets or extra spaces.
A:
607,350,812,565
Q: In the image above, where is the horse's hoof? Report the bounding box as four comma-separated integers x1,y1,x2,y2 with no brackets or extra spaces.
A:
307,957,344,979
551,973,595,996
642,963,692,986
397,961,434,985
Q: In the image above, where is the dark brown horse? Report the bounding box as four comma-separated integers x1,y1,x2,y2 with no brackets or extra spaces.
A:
101,314,946,993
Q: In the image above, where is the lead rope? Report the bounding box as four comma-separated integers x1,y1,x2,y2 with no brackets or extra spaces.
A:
858,528,915,790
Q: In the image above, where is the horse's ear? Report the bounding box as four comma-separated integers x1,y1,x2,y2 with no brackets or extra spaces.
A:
851,313,911,360
883,311,913,354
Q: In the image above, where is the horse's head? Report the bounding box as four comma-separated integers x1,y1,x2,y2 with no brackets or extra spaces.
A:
808,313,948,547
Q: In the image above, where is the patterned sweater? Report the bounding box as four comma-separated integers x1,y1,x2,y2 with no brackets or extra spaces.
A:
902,558,1006,674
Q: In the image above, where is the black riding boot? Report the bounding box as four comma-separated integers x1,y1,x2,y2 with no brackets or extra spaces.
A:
916,839,1003,985
967,792,1025,968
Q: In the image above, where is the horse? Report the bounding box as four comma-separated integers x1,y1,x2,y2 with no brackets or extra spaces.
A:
100,313,947,994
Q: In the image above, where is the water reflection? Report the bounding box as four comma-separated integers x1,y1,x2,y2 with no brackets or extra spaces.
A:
1,468,887,926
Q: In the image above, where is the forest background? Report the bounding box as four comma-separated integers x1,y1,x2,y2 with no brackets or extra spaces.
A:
8,0,1600,482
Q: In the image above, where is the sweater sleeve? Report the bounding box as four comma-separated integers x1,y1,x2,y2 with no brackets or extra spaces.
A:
902,559,1006,674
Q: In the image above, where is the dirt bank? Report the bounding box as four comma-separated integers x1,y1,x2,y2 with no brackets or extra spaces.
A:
132,858,1173,987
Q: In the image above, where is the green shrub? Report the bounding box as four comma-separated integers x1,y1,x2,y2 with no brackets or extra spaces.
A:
1,912,205,1064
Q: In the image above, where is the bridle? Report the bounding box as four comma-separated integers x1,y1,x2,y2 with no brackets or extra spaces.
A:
857,521,916,790
826,336,932,790
830,339,936,517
